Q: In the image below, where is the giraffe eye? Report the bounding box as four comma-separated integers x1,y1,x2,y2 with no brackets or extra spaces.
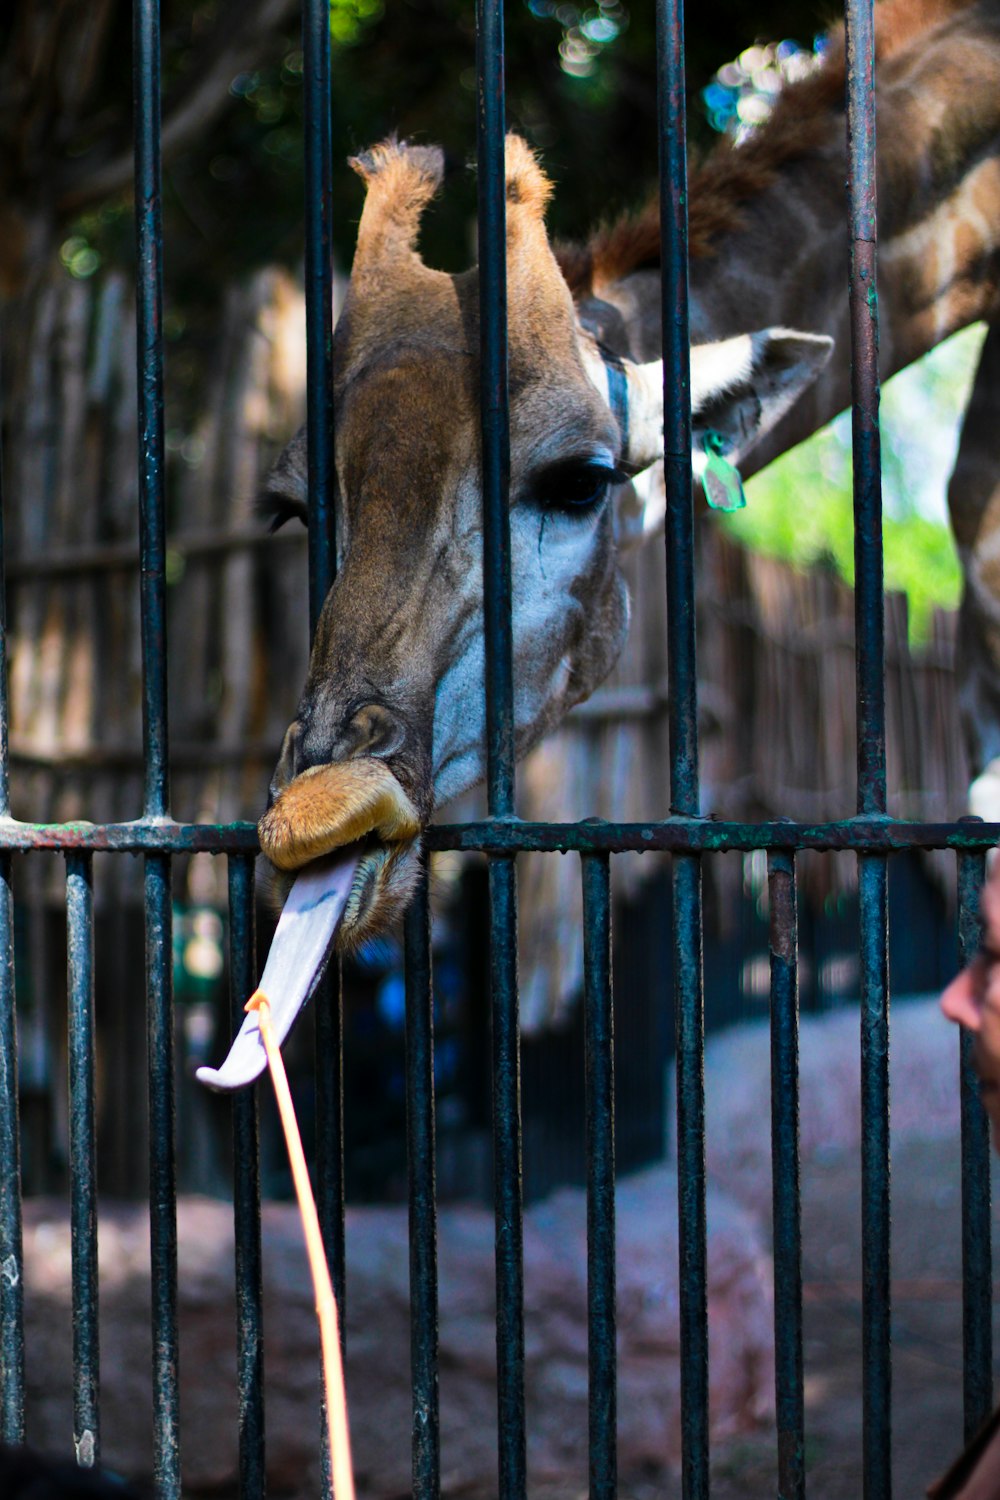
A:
534,458,622,513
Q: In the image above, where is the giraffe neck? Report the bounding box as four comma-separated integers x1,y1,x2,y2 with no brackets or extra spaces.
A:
575,0,1000,480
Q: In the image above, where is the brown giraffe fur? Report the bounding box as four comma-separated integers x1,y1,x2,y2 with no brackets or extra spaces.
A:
261,0,1000,944
564,0,1000,810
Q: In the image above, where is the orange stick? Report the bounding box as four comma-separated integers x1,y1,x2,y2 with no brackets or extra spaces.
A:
246,989,356,1500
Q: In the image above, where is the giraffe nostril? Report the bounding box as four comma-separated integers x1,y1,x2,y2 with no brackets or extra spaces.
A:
345,703,406,759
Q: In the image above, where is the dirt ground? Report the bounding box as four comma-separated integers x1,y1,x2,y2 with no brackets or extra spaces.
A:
709,1131,997,1500
532,999,997,1500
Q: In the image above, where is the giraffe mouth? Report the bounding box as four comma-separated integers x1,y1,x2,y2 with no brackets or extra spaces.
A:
197,760,425,1093
258,757,425,947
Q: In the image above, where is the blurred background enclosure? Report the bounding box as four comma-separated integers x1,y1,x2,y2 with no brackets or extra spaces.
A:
0,1,973,1203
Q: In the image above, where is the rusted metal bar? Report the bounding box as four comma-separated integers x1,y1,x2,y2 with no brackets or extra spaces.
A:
303,0,336,633
654,0,708,1483
0,815,999,856
582,853,616,1500
768,850,804,1500
0,852,22,1445
145,850,179,1496
957,846,993,1440
67,853,100,1469
475,1,525,1495
403,867,440,1499
476,0,516,822
845,1,891,1491
228,855,265,1498
425,818,1000,855
134,0,170,824
0,286,19,1447
301,18,344,1492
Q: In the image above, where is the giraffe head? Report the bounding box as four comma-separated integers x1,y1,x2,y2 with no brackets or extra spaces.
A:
260,137,832,944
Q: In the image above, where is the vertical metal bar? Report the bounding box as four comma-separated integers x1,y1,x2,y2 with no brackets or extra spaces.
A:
404,867,440,1500
845,0,886,818
134,2,179,1491
67,853,100,1468
228,856,265,1497
0,853,22,1446
315,956,345,1500
476,0,515,819
0,361,11,822
476,0,524,1494
655,0,695,813
582,853,616,1500
858,854,889,1500
488,855,524,1499
957,847,992,1440
303,0,337,631
656,1,707,1495
845,5,890,1496
672,854,707,1500
146,853,179,1497
0,347,18,1441
768,851,804,1500
302,14,345,1491
315,983,345,1318
133,0,169,821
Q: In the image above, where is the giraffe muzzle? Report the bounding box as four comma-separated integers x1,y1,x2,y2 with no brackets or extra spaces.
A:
258,756,425,947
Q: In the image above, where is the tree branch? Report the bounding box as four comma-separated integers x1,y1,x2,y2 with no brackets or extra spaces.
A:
56,0,299,218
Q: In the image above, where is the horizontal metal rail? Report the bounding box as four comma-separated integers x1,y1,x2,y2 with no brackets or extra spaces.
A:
0,815,994,855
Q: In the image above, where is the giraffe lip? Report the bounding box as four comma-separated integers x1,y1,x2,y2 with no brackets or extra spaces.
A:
258,757,423,873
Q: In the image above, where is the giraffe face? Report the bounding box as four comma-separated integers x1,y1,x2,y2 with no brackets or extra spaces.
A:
260,138,832,946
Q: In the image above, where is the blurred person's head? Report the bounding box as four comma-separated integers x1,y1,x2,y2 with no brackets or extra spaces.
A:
941,862,1000,1150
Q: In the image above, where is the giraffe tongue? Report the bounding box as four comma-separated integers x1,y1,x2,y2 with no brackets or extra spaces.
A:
195,849,362,1093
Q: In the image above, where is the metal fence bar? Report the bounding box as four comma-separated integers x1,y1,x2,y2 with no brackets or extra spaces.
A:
844,0,886,820
302,15,346,1489
145,852,179,1497
486,855,524,1499
768,850,804,1500
0,349,19,1447
655,0,708,1494
2,816,1000,857
858,855,890,1500
0,370,10,823
957,847,992,1440
476,0,515,821
303,0,337,628
582,853,616,1500
404,868,440,1500
228,855,265,1498
133,0,169,823
475,1,526,1495
133,2,181,1492
315,955,345,1500
655,0,695,814
844,4,891,1496
0,851,22,1446
67,853,100,1468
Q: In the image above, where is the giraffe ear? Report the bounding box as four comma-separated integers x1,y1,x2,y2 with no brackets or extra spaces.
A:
592,329,833,548
689,328,833,463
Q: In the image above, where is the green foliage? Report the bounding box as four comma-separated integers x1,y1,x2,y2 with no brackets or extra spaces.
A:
719,327,986,642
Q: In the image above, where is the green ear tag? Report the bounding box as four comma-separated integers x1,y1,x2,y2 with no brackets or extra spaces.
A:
702,430,747,512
